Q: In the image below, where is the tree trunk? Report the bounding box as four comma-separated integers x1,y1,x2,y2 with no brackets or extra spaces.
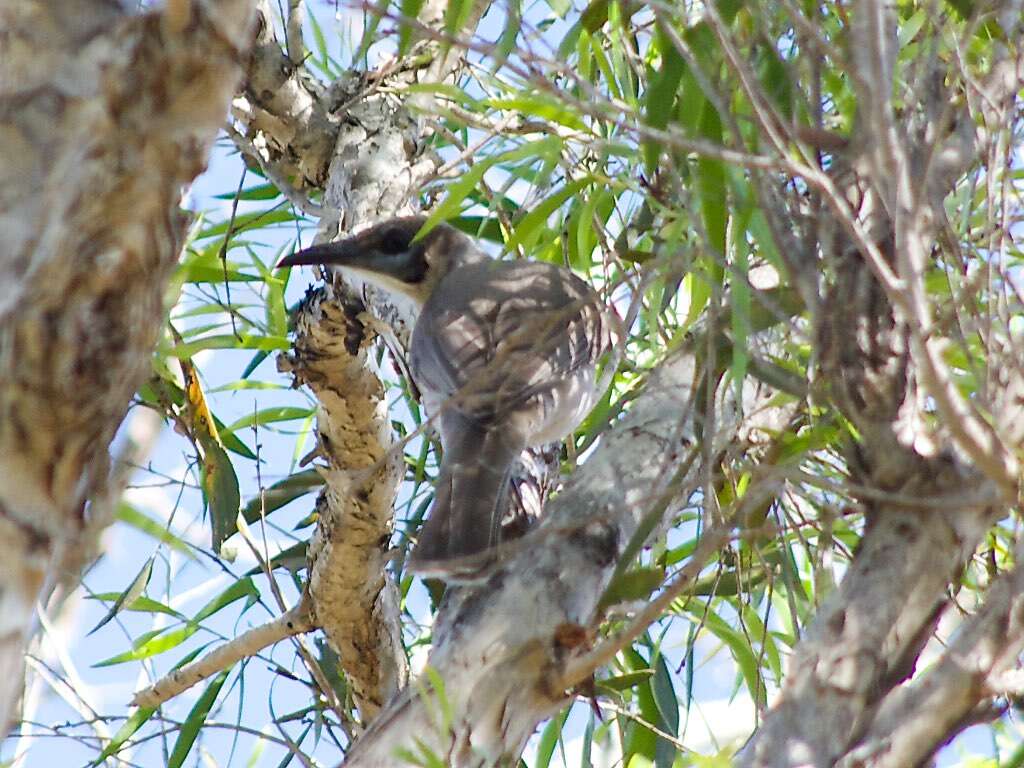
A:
0,0,252,734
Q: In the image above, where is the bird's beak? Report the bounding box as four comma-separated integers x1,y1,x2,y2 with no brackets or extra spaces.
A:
277,240,427,287
276,241,367,270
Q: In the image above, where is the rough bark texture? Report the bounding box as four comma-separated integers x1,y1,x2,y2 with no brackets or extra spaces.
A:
0,0,253,735
278,288,409,719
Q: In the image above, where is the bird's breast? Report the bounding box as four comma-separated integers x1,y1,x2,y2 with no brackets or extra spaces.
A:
408,259,612,444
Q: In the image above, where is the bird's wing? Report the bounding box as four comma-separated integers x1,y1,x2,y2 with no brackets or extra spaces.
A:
410,261,608,422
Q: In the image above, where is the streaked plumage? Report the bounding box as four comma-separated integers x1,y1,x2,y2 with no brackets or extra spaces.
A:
278,216,616,579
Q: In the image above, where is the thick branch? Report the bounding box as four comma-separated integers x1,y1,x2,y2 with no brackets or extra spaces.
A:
838,537,1024,767
739,481,999,768
279,289,407,720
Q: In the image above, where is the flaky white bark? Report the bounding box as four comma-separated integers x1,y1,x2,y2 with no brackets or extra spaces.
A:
0,0,253,735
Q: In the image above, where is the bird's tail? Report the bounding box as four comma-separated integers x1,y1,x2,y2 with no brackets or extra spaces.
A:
409,412,524,580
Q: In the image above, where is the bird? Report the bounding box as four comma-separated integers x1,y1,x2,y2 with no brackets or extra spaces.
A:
277,216,617,579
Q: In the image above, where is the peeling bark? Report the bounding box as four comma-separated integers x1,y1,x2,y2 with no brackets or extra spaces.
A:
0,0,253,734
279,288,408,719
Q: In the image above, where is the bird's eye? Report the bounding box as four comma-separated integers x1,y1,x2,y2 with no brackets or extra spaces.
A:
380,229,408,255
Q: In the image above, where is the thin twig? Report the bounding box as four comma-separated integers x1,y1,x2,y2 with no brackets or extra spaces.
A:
131,600,315,709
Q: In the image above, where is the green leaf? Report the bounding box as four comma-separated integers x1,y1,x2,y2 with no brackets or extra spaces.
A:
580,711,595,768
606,3,639,110
650,653,679,768
588,30,621,100
535,708,570,768
218,420,258,460
741,604,783,681
493,0,521,65
177,264,263,284
444,0,474,36
242,350,273,381
306,2,332,73
403,82,483,110
556,1,610,58
687,568,768,597
697,107,727,264
898,9,928,47
213,183,281,201
355,0,386,61
222,406,314,436
94,624,200,666
599,567,666,609
451,216,503,243
210,379,286,393
172,302,258,320
88,558,154,635
414,666,454,735
622,648,659,763
315,637,348,704
192,577,259,623
581,0,611,32
488,96,587,131
595,670,654,693
422,165,491,228
398,0,423,55
757,47,794,122
202,442,241,552
169,333,290,359
87,593,186,620
241,469,323,524
254,246,289,339
508,178,591,254
192,209,299,241
424,137,563,229
685,607,766,707
571,188,614,271
730,204,753,402
116,502,194,556
395,739,447,768
167,670,230,768
93,706,157,764
643,23,686,170
544,0,570,16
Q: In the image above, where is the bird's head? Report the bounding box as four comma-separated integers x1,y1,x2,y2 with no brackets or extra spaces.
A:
276,216,486,306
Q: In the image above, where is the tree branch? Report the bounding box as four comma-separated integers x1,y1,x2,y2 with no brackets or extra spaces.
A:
132,600,315,709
